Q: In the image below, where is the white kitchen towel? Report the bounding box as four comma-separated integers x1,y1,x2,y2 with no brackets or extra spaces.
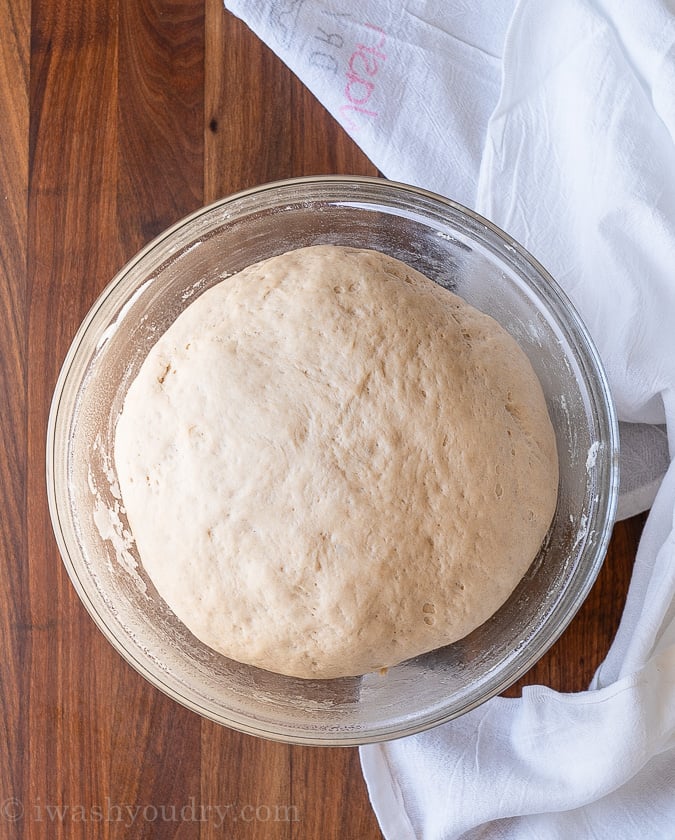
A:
225,1,675,837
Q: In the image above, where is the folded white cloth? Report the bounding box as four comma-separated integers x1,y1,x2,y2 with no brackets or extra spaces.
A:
225,1,675,836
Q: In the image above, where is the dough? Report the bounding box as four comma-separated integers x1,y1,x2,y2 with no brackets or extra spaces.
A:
115,245,558,679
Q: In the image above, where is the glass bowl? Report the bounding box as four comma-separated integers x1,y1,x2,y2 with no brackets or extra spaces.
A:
47,176,619,745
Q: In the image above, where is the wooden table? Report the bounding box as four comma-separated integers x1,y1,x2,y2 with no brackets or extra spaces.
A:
0,3,647,838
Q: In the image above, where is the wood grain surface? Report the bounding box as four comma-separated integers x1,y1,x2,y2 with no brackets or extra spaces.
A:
0,3,647,838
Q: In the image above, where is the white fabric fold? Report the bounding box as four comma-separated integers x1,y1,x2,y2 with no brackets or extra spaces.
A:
361,646,675,840
224,1,675,836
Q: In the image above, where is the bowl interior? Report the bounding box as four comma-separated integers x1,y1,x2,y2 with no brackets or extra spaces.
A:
48,177,618,745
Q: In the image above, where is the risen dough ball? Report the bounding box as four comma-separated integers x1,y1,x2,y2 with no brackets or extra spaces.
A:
115,245,558,679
